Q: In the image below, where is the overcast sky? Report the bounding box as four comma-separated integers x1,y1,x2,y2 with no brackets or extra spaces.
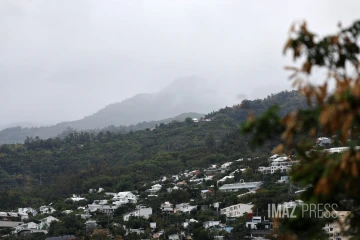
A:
0,0,359,126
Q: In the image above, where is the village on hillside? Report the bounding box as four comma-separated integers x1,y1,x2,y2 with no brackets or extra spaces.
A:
0,137,350,240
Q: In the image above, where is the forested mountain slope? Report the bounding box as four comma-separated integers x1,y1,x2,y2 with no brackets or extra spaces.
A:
0,90,307,209
0,75,225,144
0,112,204,145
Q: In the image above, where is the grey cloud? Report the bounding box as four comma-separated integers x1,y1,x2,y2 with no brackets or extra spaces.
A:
0,0,359,125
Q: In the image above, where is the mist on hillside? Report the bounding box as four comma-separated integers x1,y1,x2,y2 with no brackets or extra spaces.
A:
1,0,359,127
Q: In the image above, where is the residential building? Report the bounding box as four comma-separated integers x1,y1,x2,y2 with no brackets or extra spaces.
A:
62,210,73,214
13,222,39,234
94,200,108,205
39,206,56,214
87,203,116,213
147,184,162,194
203,221,220,229
169,234,181,240
68,194,87,202
246,216,273,230
258,159,299,174
85,220,97,233
221,162,233,169
78,212,91,219
201,190,212,199
175,203,197,213
161,202,174,212
0,212,20,219
219,180,262,192
277,176,290,183
112,191,137,205
317,137,332,146
325,147,357,154
273,156,289,162
129,228,145,235
183,219,198,228
269,154,281,161
89,187,104,193
217,176,234,183
38,216,59,230
18,208,37,218
323,211,351,240
123,206,152,221
323,146,360,155
150,222,156,229
237,191,255,198
220,203,254,218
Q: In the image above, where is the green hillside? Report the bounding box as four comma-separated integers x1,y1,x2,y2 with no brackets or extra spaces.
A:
0,90,306,209
0,112,204,145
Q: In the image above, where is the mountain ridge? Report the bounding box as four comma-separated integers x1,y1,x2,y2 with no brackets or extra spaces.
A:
0,76,227,144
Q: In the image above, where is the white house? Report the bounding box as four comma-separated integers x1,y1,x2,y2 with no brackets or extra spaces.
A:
219,180,262,192
87,202,117,213
129,228,145,235
68,194,87,202
161,202,174,212
147,184,162,194
277,176,290,183
246,216,270,230
258,159,299,174
192,118,199,123
220,203,254,218
39,206,56,214
113,191,137,205
172,175,179,181
272,156,288,162
217,176,234,183
246,216,273,230
150,222,157,229
18,208,37,217
123,206,152,221
169,234,181,240
89,187,104,193
268,154,286,161
221,162,233,169
175,203,197,214
183,218,198,228
38,216,59,230
325,147,355,154
203,221,220,229
316,137,332,146
323,211,350,240
13,222,39,234
62,210,73,214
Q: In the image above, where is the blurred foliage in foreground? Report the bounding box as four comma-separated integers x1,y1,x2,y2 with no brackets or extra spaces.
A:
242,20,360,239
